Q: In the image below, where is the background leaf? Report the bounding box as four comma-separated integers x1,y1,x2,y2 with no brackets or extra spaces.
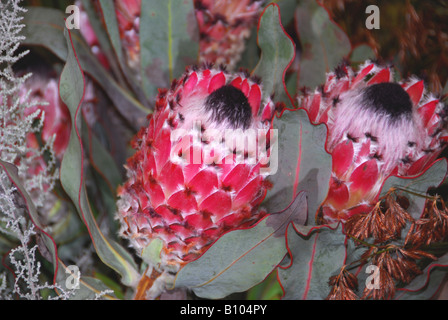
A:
79,0,124,82
59,28,139,287
278,223,345,300
295,0,351,89
140,0,199,101
350,44,377,64
96,0,147,102
97,0,124,64
253,3,295,106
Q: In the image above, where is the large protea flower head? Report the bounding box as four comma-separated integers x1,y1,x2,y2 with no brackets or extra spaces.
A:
195,0,264,70
116,65,275,298
299,61,448,223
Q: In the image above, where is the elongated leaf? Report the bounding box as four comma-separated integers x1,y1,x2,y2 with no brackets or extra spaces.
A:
295,1,351,89
97,0,147,101
0,161,117,300
82,120,122,234
264,108,331,223
59,28,139,287
22,7,149,130
98,0,124,64
253,3,295,106
173,192,308,299
83,117,122,192
79,0,123,79
22,7,68,59
278,223,345,300
140,0,199,101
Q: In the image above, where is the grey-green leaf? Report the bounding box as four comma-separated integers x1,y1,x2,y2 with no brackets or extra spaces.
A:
295,1,351,89
278,223,346,300
253,3,295,105
140,0,199,101
264,108,331,223
59,28,139,287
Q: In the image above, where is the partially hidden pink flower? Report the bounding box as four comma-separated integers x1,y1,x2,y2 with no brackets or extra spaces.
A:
22,74,71,161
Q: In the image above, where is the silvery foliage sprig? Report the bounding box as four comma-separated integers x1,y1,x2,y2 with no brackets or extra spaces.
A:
0,0,57,207
0,0,72,300
0,170,76,300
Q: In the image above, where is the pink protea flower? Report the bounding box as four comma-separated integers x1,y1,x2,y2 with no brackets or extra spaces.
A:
22,71,97,163
299,61,448,223
116,65,275,298
195,0,263,69
22,74,71,160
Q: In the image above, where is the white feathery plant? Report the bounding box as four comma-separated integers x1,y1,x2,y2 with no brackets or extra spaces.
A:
0,0,66,300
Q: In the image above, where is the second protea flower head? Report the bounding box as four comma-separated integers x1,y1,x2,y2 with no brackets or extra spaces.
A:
116,64,275,298
300,61,448,223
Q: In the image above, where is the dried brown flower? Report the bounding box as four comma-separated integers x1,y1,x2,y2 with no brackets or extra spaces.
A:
405,198,448,247
344,191,443,300
327,266,359,300
382,193,414,241
344,201,386,242
345,191,413,243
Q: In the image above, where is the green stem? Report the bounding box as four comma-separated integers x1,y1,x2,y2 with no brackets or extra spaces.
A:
392,187,438,200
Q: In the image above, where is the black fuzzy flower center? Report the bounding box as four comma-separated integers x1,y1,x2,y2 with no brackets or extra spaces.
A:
363,82,413,119
205,85,253,129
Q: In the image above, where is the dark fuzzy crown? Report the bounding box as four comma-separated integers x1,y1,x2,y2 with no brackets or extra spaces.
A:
205,84,253,129
362,82,413,120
